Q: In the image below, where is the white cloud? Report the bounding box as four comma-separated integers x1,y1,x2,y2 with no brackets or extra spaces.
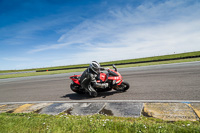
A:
28,0,200,66
2,57,31,62
28,42,72,53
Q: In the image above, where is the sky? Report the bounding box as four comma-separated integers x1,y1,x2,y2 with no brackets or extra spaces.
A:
0,0,200,70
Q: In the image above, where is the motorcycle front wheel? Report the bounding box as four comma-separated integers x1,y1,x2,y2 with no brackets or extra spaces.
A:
114,81,130,92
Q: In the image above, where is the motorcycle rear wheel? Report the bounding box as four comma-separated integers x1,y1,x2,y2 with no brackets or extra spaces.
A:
70,83,85,94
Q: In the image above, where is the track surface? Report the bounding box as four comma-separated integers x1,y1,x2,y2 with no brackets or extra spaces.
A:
0,62,200,102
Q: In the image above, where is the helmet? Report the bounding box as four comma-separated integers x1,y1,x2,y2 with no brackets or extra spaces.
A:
89,61,100,74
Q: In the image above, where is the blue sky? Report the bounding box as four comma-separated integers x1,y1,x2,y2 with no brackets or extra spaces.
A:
0,0,200,70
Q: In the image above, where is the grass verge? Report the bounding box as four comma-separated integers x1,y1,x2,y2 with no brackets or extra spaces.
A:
0,113,200,133
0,68,85,79
0,51,200,73
36,51,200,72
0,57,200,79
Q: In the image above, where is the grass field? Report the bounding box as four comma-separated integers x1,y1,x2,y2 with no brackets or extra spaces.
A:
0,51,200,79
0,113,199,133
0,57,200,79
36,51,200,71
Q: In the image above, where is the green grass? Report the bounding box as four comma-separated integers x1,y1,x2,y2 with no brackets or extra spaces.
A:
0,113,199,133
1,51,199,73
35,51,200,71
101,51,200,66
115,57,200,68
0,68,86,79
0,51,200,79
0,69,36,73
0,57,200,79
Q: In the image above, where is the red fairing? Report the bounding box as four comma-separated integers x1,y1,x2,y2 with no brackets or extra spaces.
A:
100,73,107,82
107,69,123,85
107,69,122,80
117,79,123,85
97,73,107,83
69,75,81,85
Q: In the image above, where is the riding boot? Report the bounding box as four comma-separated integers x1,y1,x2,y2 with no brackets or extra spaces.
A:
86,85,97,97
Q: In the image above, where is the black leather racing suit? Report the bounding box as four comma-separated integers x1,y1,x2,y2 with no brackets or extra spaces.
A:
80,67,108,93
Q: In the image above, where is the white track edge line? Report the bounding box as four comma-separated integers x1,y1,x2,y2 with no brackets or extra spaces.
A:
1,100,200,105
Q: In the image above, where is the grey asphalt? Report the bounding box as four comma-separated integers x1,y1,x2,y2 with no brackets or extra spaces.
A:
0,61,200,103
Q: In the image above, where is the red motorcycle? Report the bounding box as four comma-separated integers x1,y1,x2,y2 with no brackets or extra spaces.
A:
69,65,129,95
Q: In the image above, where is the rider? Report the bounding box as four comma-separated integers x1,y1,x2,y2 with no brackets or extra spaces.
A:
80,61,109,97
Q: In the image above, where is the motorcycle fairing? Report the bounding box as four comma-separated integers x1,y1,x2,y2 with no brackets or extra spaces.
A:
70,75,81,85
107,69,123,85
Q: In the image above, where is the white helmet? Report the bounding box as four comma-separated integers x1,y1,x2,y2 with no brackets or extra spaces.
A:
89,61,100,74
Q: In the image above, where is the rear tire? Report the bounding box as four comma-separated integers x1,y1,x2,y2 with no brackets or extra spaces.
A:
70,83,85,94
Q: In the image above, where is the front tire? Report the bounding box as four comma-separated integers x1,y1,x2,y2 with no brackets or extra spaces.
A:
121,81,130,92
115,81,130,92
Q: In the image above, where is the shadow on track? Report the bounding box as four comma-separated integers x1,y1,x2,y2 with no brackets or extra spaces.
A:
61,91,120,100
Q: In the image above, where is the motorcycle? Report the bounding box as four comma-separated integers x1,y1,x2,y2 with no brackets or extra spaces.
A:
69,64,130,95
